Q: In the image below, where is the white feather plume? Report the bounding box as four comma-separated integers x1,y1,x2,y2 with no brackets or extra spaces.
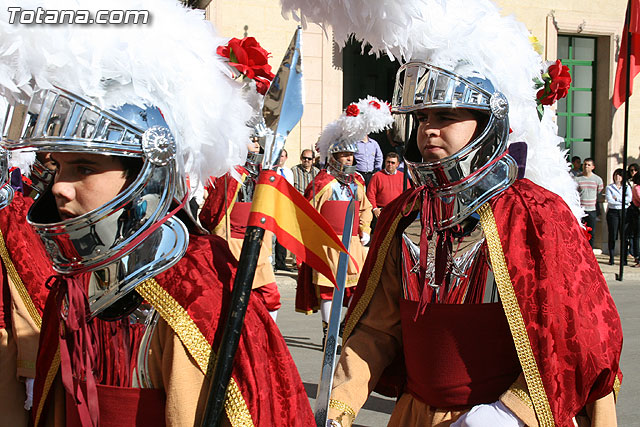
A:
8,150,36,176
281,0,583,221
316,96,393,161
0,0,253,187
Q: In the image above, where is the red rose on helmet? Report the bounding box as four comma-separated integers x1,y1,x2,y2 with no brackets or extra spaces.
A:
217,37,275,86
536,59,571,106
346,104,360,117
369,100,381,109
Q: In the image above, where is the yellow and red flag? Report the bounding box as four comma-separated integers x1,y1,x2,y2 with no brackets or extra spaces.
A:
248,170,349,287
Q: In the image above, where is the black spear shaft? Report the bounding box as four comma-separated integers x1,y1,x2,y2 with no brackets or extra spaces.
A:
201,26,303,425
618,1,632,281
201,225,265,426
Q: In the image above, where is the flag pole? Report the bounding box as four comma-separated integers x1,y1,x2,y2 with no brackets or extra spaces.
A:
201,27,304,426
618,1,632,281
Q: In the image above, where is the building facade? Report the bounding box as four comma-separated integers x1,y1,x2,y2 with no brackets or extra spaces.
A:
207,0,635,250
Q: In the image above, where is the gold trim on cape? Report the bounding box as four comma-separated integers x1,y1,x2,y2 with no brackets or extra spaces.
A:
0,229,43,328
508,379,534,410
136,278,254,427
33,347,60,426
478,203,555,427
613,375,621,402
343,206,408,340
329,399,356,416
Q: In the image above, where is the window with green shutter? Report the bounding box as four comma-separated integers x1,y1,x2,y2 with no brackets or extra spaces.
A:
556,35,597,160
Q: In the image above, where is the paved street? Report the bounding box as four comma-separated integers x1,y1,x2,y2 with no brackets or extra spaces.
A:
274,255,640,426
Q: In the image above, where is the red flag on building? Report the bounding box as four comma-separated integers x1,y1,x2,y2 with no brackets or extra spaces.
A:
613,0,640,108
247,170,351,287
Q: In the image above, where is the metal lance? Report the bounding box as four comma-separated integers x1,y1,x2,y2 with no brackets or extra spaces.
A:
314,197,356,426
201,26,304,427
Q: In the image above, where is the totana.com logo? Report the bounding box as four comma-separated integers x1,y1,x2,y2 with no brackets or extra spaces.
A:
7,7,150,24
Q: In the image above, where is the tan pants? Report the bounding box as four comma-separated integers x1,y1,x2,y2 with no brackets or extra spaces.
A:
0,328,29,427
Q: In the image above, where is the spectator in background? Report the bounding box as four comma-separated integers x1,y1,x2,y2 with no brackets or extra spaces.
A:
276,148,294,183
275,148,294,271
606,168,632,265
354,134,383,185
570,155,582,177
366,152,405,234
629,173,640,266
627,163,639,185
292,148,319,194
575,158,604,249
625,163,639,259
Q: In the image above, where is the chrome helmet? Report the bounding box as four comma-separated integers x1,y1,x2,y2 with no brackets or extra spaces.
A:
317,96,393,183
0,0,253,319
326,138,358,183
2,87,188,318
391,62,517,229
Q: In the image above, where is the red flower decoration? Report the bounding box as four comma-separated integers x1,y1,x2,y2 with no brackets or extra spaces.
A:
217,37,275,94
583,226,593,241
254,77,271,96
346,104,360,117
536,59,572,106
387,103,392,113
369,100,381,109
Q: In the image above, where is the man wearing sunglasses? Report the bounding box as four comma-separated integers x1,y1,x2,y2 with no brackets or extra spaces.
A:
292,149,319,194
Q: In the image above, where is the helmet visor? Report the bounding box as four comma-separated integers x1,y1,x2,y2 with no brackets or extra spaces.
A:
392,62,493,114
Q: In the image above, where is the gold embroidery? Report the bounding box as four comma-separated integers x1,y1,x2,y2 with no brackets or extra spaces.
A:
0,229,42,328
343,211,405,340
613,375,621,402
34,347,60,426
137,279,211,372
478,203,555,427
136,279,254,427
224,381,256,427
509,379,534,409
329,399,356,416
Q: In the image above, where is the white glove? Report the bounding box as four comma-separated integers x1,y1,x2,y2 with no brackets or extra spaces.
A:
360,232,370,246
24,378,34,410
451,401,524,427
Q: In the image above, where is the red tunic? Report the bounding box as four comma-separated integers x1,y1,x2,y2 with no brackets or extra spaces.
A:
343,178,623,427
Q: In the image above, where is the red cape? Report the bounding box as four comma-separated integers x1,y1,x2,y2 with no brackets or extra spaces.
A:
199,167,248,232
0,192,53,319
33,232,313,426
344,179,623,427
